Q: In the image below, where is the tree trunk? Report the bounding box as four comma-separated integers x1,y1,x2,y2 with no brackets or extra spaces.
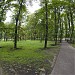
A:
14,19,18,48
66,12,71,42
14,0,23,49
69,7,74,43
54,7,58,45
57,7,61,42
44,0,48,48
64,17,68,41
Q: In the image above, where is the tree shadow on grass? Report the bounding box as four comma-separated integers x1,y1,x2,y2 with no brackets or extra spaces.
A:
0,47,2,48
10,47,23,51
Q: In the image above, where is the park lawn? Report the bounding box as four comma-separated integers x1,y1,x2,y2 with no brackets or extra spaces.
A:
72,44,75,48
0,40,60,72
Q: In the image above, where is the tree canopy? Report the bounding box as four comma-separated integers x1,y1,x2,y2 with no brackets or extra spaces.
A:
0,0,75,48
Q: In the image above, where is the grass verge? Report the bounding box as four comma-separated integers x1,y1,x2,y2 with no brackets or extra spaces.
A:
0,40,60,74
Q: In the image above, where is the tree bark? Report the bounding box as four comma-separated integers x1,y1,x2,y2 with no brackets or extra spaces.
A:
44,0,48,48
66,12,71,42
14,0,23,49
69,7,74,43
54,7,58,45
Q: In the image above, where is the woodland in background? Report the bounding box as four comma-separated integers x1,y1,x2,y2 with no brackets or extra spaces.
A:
0,0,75,48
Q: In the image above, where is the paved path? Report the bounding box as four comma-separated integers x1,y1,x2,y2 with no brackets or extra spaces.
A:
51,41,75,75
0,67,2,75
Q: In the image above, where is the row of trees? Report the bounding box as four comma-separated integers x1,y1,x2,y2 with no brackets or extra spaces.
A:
0,0,75,49
26,0,75,47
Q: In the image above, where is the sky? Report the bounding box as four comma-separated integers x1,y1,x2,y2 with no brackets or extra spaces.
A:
5,1,41,23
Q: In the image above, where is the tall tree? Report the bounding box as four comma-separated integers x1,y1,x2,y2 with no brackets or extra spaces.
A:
14,0,24,49
54,7,58,45
44,0,48,48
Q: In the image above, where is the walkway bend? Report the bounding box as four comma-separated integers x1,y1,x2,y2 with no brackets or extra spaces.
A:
51,41,75,75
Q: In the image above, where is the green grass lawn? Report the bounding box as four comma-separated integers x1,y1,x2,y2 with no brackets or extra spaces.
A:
0,40,60,73
72,44,75,48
